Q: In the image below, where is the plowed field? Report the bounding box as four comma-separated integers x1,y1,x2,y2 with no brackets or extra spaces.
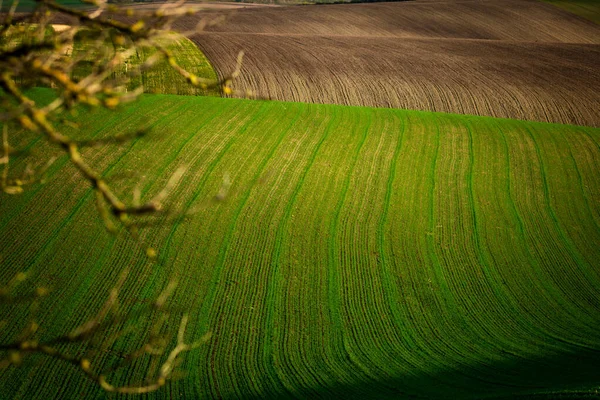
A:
181,0,600,126
1,89,599,398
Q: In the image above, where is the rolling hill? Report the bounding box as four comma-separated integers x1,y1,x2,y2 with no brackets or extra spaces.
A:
181,0,600,126
1,90,599,398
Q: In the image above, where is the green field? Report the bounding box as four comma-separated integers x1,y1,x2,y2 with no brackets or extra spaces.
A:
542,0,600,25
71,31,219,96
1,88,599,398
1,24,219,96
0,0,88,11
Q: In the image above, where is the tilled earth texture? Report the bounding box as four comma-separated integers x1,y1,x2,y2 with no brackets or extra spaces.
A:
179,0,600,126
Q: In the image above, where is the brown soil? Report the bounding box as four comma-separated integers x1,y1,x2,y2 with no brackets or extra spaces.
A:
176,0,600,126
188,0,600,43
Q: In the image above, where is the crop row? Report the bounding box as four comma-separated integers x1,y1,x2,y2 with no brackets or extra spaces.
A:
68,30,219,96
1,93,599,398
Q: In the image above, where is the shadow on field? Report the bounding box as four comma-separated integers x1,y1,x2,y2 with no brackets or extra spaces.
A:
223,346,600,399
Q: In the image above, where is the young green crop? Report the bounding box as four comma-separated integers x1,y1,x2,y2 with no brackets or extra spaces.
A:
71,30,219,96
1,91,599,398
542,0,600,25
0,0,87,12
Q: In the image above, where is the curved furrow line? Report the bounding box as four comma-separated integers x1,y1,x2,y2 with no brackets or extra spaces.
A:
504,125,575,270
470,120,568,347
457,119,521,332
1,99,207,355
171,105,288,397
375,111,435,386
190,104,307,398
0,136,211,399
357,118,412,334
334,109,419,391
536,126,600,272
283,106,381,397
259,106,341,397
262,106,344,396
1,97,203,289
379,113,478,395
502,122,600,346
289,107,375,396
564,130,600,230
459,118,564,386
201,103,309,398
343,114,402,332
468,118,574,349
326,107,392,388
329,110,408,390
523,125,600,328
492,120,591,340
580,129,600,152
424,115,517,389
426,115,456,309
423,113,459,330
523,126,600,328
413,115,542,393
155,101,268,267
381,114,454,384
432,116,482,295
0,98,174,260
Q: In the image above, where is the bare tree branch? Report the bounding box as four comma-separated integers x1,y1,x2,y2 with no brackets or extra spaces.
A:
0,0,240,393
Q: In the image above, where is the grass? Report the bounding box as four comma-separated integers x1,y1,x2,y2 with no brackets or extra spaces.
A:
542,0,600,25
1,89,599,399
